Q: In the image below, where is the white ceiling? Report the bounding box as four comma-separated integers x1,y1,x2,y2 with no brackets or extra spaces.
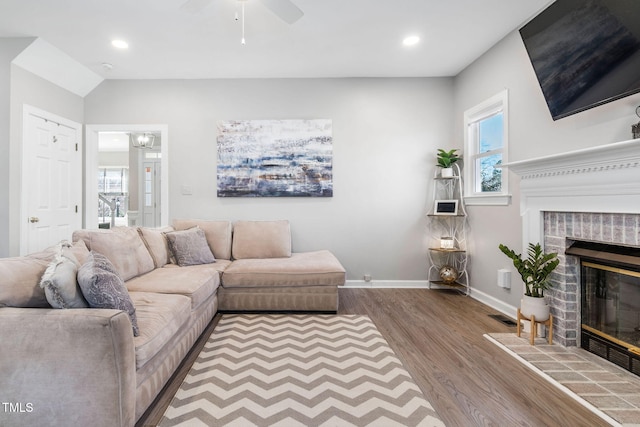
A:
98,132,130,153
0,0,553,80
99,132,162,152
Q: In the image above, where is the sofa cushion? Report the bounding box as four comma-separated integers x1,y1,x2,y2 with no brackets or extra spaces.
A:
125,261,228,310
138,226,174,268
73,227,155,281
130,292,191,370
78,252,139,336
64,239,90,266
39,242,88,309
232,220,292,259
222,250,346,288
0,248,56,308
173,219,233,260
165,227,216,267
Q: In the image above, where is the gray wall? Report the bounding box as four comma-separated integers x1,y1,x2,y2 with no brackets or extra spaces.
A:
8,65,84,255
453,31,640,310
85,78,454,281
0,38,33,257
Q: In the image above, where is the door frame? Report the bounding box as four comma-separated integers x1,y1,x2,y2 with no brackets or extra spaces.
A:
85,124,169,230
21,105,82,255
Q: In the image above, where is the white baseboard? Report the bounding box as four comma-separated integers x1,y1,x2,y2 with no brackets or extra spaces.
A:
468,288,518,320
342,280,518,321
342,280,429,289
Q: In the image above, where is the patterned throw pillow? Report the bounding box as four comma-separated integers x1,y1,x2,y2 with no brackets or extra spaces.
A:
78,251,139,336
39,241,88,309
164,227,216,267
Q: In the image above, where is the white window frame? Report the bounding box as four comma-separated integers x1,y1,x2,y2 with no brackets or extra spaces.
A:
463,90,511,206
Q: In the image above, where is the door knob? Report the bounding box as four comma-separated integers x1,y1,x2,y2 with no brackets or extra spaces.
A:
29,217,40,223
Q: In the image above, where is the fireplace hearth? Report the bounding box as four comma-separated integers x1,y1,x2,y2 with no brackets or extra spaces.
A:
566,240,640,375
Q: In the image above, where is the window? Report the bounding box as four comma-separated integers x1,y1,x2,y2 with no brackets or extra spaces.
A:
97,167,129,224
98,168,128,194
463,90,510,205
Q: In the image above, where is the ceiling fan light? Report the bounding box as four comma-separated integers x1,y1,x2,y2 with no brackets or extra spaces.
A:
111,39,129,49
402,35,420,47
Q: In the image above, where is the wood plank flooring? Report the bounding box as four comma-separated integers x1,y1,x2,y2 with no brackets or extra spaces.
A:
138,288,609,426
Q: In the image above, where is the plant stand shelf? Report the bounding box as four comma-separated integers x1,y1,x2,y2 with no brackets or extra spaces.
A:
517,308,553,345
426,163,469,295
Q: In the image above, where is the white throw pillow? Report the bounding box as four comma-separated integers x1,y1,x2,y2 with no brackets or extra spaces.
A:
39,241,89,309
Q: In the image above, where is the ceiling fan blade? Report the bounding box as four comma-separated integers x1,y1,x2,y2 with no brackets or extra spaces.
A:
260,0,303,24
180,0,214,13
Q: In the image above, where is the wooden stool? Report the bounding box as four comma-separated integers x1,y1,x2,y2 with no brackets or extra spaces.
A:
517,308,553,345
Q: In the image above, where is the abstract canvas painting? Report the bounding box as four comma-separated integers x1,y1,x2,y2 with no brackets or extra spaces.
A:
217,119,333,197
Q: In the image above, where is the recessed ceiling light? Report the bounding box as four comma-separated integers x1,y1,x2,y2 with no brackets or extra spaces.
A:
111,39,129,49
402,35,420,47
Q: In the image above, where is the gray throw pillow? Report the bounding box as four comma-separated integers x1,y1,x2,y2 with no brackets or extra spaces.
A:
165,227,216,267
78,251,139,336
39,242,88,309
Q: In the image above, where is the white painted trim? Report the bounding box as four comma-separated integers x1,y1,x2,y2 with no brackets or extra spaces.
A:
503,138,640,252
463,194,512,206
343,280,518,321
342,280,429,289
467,287,518,320
85,124,169,230
463,89,510,204
21,105,82,255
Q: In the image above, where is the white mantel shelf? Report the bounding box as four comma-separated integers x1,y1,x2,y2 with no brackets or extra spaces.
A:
503,139,640,248
504,139,640,179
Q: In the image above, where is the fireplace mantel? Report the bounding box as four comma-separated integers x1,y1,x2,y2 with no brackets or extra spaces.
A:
504,139,640,248
504,139,640,347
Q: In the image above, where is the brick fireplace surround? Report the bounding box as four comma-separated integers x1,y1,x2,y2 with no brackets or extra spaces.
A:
506,139,640,347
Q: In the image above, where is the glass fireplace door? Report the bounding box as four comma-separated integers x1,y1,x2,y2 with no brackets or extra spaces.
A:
582,262,640,351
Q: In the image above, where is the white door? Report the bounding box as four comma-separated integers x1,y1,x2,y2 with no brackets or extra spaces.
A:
22,108,82,255
141,159,161,227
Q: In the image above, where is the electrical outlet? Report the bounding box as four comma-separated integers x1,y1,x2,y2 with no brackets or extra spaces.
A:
363,274,372,282
498,269,511,289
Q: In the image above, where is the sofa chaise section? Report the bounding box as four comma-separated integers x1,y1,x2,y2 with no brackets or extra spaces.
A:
218,221,345,312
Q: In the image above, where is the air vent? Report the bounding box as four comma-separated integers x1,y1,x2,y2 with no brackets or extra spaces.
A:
582,329,640,376
584,334,607,358
609,347,630,370
488,314,517,327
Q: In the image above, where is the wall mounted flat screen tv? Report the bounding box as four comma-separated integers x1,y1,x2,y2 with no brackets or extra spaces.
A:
520,0,640,120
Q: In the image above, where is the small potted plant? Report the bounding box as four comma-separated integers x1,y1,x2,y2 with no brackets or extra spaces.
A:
498,242,559,321
436,149,460,178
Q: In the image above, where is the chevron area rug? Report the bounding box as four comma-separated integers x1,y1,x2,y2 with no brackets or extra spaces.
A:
159,314,444,426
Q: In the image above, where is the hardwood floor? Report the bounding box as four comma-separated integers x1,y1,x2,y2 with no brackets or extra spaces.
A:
138,288,609,426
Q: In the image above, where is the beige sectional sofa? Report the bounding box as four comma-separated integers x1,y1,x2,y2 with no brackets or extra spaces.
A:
0,219,345,427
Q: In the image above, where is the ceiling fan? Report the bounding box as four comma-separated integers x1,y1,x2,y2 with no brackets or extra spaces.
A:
180,0,304,24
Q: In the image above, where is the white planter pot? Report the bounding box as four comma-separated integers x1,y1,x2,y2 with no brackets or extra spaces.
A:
440,167,454,178
520,295,550,321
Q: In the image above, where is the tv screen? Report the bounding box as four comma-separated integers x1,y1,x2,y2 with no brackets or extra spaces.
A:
520,0,640,120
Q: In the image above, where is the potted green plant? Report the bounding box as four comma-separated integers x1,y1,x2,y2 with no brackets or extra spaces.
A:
498,242,560,321
436,149,460,177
